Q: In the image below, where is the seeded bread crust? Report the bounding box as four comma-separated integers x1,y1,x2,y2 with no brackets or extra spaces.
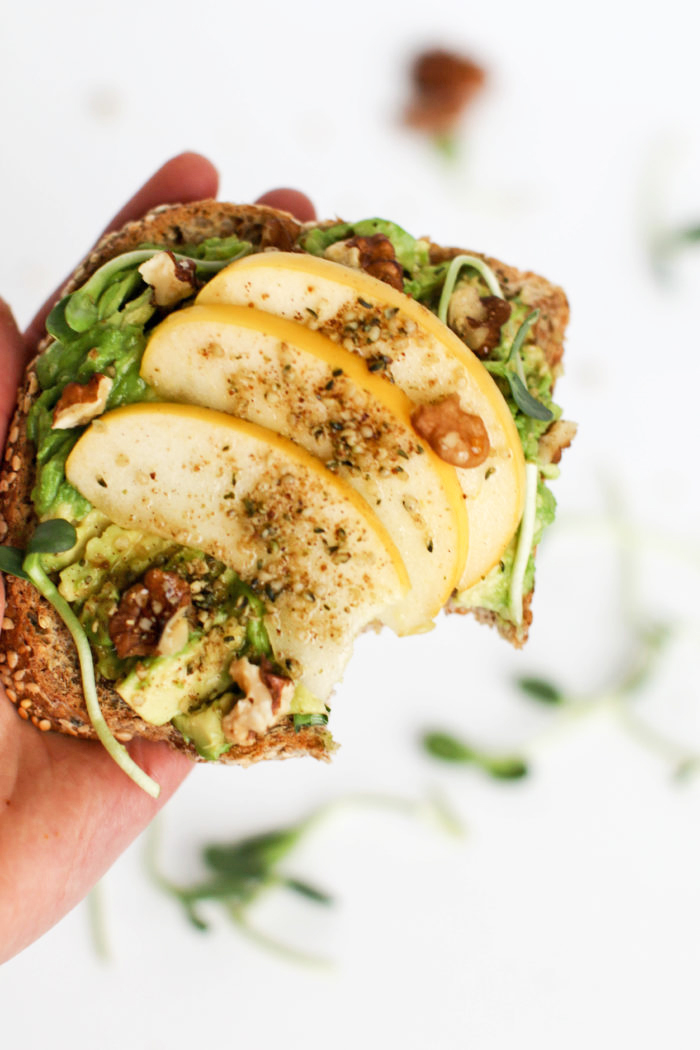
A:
0,201,569,754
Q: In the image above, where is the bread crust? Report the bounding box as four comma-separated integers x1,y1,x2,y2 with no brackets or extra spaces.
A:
0,201,569,756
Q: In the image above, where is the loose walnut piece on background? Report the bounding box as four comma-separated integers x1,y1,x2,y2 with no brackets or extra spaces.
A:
411,393,490,468
109,568,191,659
404,48,486,135
52,373,113,429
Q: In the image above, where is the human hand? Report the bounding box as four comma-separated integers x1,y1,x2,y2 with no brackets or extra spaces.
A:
0,154,315,964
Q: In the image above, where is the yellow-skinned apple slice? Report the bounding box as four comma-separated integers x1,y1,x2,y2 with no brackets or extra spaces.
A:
65,403,409,700
140,303,468,634
196,251,526,589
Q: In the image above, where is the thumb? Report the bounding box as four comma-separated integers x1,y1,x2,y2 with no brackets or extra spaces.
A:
0,300,26,447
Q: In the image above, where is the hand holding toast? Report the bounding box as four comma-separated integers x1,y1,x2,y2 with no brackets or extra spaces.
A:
0,153,315,964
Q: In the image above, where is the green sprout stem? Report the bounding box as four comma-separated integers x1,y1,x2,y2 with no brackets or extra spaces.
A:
507,309,538,372
509,462,539,626
23,553,160,798
226,903,334,970
86,880,111,962
437,254,503,324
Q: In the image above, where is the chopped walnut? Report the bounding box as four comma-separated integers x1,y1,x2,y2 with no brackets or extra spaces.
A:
537,419,577,466
325,234,404,291
411,393,490,468
259,656,294,710
404,48,486,134
222,657,294,746
324,240,362,270
157,606,190,657
52,373,113,430
138,250,197,307
260,216,295,252
109,568,191,659
447,282,512,356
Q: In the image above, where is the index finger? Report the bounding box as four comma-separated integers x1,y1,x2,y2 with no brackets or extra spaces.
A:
23,152,219,354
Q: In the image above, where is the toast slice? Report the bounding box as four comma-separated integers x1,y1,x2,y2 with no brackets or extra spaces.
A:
0,202,573,766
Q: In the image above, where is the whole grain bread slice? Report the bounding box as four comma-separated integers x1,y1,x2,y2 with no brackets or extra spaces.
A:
0,201,570,759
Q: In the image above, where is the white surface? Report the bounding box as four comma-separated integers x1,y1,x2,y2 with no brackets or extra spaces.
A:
2,1,700,1047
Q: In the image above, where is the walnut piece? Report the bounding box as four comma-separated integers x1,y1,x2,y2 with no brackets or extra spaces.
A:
156,607,190,657
259,656,294,709
325,234,404,291
411,393,490,468
52,373,113,430
222,657,294,746
324,240,362,269
260,216,295,252
109,568,191,659
447,283,512,356
138,250,197,307
404,48,486,134
537,419,578,466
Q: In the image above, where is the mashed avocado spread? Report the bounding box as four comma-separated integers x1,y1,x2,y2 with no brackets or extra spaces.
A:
22,220,564,760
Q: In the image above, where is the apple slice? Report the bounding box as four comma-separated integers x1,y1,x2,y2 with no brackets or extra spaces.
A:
197,251,526,589
140,303,468,634
65,403,409,700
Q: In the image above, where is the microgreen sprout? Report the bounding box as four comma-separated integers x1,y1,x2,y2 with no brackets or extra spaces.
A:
0,546,29,580
86,881,111,962
513,619,696,777
148,793,462,964
649,222,700,282
293,712,329,732
511,502,700,782
57,244,252,334
516,676,564,705
0,518,160,797
147,806,332,963
484,310,554,422
437,253,503,324
509,462,539,627
422,730,528,780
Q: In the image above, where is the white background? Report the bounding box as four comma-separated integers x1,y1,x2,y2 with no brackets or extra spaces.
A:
2,1,700,1047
